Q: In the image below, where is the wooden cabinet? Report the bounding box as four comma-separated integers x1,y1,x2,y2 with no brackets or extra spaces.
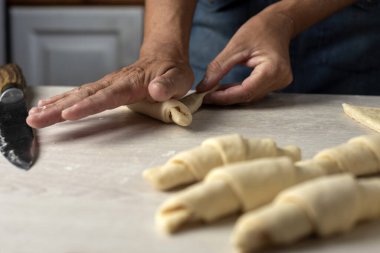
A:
10,6,143,86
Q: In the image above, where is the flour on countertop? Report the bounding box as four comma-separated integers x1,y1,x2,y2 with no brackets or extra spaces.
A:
161,150,176,157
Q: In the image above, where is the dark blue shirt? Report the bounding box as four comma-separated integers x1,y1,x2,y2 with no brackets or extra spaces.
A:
189,0,380,95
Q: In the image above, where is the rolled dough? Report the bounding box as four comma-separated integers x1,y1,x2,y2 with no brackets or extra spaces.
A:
127,86,218,127
232,174,380,252
155,135,380,233
143,134,301,191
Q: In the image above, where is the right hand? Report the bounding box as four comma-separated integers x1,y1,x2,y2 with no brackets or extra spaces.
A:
27,57,194,128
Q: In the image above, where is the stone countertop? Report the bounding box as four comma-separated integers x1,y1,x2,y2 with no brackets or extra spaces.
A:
0,86,379,253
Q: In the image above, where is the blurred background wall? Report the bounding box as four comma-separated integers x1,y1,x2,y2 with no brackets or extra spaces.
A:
5,0,144,86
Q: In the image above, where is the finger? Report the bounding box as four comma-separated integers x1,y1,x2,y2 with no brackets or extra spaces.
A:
37,92,71,107
26,82,107,128
37,82,95,107
36,91,72,107
197,49,252,92
204,68,269,105
27,104,66,128
28,106,43,115
61,78,147,120
148,68,193,102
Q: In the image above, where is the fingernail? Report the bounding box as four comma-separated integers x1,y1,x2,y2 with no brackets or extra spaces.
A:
29,106,47,115
202,76,209,85
28,107,39,115
196,77,209,92
37,99,45,107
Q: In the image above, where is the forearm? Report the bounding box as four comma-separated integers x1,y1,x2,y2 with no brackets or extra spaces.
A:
264,0,357,37
140,0,197,61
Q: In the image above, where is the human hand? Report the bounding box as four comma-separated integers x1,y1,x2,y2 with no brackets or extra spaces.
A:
197,8,295,105
27,57,194,128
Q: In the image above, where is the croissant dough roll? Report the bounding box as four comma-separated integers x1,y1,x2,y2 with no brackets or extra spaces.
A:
127,86,219,127
157,157,312,233
156,135,380,233
144,134,301,190
232,174,380,252
313,134,380,175
127,99,193,127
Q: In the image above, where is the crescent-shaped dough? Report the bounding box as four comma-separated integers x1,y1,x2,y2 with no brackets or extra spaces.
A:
155,135,380,233
156,157,309,233
127,86,218,127
144,134,301,191
343,103,380,133
313,134,380,175
232,174,380,252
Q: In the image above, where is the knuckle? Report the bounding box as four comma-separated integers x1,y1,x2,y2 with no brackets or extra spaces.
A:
83,88,97,97
260,63,276,79
262,57,293,89
127,67,145,88
241,87,255,103
71,86,97,99
120,66,133,72
276,60,293,87
101,65,146,88
71,86,83,94
266,57,289,76
97,90,117,108
207,60,223,75
285,71,294,85
156,76,175,89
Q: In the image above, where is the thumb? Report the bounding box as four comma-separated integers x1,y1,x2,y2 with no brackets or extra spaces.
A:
148,68,193,102
197,49,251,92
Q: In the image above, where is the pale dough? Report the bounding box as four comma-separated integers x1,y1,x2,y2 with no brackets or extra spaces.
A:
127,99,193,127
232,174,380,252
143,134,301,191
343,103,380,133
156,157,298,233
313,134,380,175
127,86,218,127
155,135,380,233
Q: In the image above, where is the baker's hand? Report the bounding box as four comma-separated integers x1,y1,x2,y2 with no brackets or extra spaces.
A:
197,8,294,105
27,57,194,128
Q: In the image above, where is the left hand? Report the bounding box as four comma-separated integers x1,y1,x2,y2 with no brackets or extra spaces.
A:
196,8,295,105
27,56,194,128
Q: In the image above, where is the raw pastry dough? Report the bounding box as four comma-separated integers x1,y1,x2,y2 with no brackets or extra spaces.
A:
127,86,218,127
232,174,380,252
343,103,380,133
143,134,301,190
157,157,297,233
156,135,380,233
313,134,380,175
128,99,193,127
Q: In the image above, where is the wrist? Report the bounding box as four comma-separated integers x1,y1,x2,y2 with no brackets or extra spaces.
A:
264,0,356,37
256,6,294,43
142,0,197,63
140,41,189,62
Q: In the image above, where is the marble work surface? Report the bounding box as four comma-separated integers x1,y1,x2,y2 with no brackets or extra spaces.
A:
0,86,379,253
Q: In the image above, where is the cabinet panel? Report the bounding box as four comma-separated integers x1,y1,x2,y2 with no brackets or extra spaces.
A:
11,7,143,86
32,31,119,85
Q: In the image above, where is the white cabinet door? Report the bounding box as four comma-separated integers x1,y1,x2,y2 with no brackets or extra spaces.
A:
0,0,5,65
11,7,143,86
